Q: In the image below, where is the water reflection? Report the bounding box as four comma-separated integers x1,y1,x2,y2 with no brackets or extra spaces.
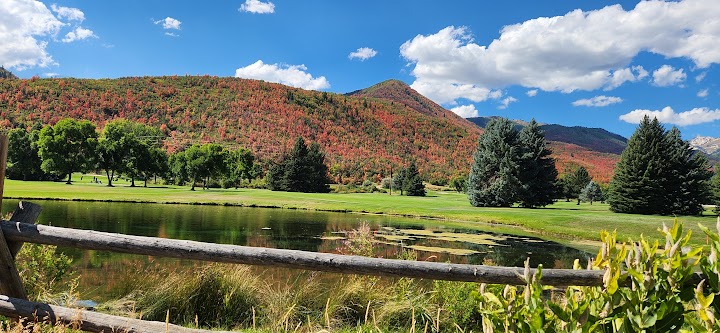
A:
2,199,592,299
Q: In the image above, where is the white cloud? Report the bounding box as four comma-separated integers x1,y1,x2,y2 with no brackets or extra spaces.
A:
61,27,96,43
696,72,707,82
698,88,709,98
165,32,179,37
450,104,479,118
155,17,181,30
50,4,84,22
348,47,377,61
400,0,720,106
42,72,57,77
526,89,538,97
0,0,64,70
498,97,517,110
652,65,686,87
572,95,623,107
234,60,330,90
239,0,275,14
620,106,720,126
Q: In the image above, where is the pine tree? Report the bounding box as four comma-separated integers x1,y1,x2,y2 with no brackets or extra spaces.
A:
608,116,710,215
467,117,521,207
564,166,592,205
662,127,711,215
517,119,557,207
266,137,331,193
579,181,604,205
403,161,426,196
711,170,720,215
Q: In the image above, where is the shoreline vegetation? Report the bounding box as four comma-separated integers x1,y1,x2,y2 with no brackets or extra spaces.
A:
2,176,717,248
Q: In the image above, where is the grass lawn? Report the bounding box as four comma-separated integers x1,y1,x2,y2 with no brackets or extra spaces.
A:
2,175,717,247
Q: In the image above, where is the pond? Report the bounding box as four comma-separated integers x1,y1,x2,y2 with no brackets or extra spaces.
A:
1,199,593,300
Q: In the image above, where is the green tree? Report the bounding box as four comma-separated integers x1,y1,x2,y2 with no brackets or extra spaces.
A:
579,181,604,205
266,137,330,193
711,170,720,215
563,166,592,205
98,119,132,186
449,174,467,193
183,143,228,191
139,146,168,187
168,151,189,186
37,119,98,184
517,119,558,208
467,117,521,207
224,148,255,188
402,161,426,197
608,116,711,215
7,127,46,180
662,127,712,215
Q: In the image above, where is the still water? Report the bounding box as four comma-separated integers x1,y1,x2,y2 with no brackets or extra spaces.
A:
2,199,592,300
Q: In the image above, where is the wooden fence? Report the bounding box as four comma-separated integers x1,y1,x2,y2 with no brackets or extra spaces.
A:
0,133,606,332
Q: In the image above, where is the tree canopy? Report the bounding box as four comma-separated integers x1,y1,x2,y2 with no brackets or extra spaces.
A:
37,119,98,184
608,116,711,215
467,117,557,208
267,137,331,193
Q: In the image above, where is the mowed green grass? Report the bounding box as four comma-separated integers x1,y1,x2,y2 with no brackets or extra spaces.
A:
2,175,717,246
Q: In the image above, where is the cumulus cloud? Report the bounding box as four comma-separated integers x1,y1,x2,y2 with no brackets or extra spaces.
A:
572,95,623,107
0,0,64,69
696,72,707,82
348,47,377,61
498,97,517,110
698,89,709,98
155,17,181,30
400,0,720,106
620,106,720,126
526,89,538,97
450,105,479,118
50,4,84,21
61,27,96,42
235,60,330,90
652,65,686,87
239,0,275,14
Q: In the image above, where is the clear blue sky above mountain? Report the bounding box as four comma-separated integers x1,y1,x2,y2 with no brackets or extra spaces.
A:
3,0,720,139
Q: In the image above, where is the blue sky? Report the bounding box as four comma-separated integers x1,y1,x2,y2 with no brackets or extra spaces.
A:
3,0,720,139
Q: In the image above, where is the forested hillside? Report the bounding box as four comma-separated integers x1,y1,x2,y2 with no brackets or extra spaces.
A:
0,76,479,184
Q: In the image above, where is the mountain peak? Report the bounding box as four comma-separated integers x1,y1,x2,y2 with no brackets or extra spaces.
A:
0,67,17,79
690,136,720,155
347,79,456,119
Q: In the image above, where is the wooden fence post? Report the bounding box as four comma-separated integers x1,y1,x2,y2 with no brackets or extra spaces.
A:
0,134,27,299
7,202,42,258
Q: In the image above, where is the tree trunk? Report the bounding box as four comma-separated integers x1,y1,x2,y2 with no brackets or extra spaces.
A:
105,170,114,187
65,172,72,184
130,176,135,187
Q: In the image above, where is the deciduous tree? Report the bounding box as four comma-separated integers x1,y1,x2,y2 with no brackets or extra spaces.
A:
37,119,98,184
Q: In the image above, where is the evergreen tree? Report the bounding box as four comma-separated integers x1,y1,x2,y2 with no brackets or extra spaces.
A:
402,161,426,196
579,181,604,205
517,119,558,207
391,168,408,195
266,138,331,193
467,117,521,207
608,116,711,215
564,166,592,205
662,127,712,215
711,170,720,215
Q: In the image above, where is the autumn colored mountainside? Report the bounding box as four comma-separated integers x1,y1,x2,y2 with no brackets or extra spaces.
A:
0,76,479,183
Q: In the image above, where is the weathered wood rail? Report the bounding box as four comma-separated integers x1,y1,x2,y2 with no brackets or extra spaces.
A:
0,220,605,287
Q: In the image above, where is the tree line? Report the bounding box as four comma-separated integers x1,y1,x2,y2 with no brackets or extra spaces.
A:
467,116,718,215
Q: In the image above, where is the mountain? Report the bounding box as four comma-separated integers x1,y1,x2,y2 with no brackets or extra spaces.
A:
466,117,627,155
0,76,479,184
0,67,17,79
352,87,622,183
691,136,720,155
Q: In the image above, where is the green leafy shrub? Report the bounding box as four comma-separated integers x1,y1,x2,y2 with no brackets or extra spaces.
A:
16,244,74,302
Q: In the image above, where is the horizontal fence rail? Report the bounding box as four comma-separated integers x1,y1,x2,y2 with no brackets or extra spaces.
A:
0,294,233,333
0,220,605,286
